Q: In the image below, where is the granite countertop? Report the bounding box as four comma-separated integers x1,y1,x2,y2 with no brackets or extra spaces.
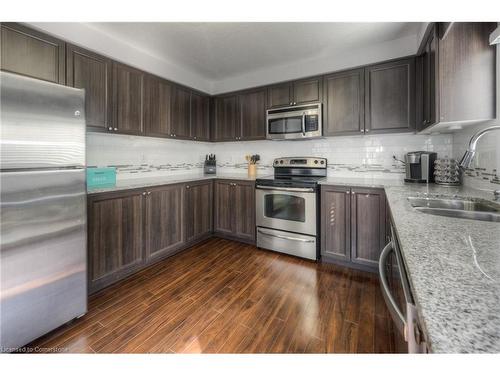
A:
87,172,257,194
383,184,500,353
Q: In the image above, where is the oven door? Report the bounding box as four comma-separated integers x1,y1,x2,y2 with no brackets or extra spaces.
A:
255,185,316,236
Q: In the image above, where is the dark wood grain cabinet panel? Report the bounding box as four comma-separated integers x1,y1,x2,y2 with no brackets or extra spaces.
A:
185,180,213,242
88,191,144,292
321,186,351,261
145,184,185,260
143,75,172,137
323,69,364,135
293,77,322,105
267,83,292,108
350,188,386,267
113,62,144,135
190,92,210,141
365,58,415,133
213,95,239,141
171,85,191,139
233,181,256,242
1,23,65,84
214,180,255,243
420,25,438,131
66,44,113,131
239,89,267,140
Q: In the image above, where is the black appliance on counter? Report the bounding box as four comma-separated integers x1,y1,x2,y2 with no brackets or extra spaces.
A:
255,157,327,261
204,154,216,174
404,151,437,183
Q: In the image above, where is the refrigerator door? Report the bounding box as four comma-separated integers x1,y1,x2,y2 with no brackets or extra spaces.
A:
0,71,85,170
0,169,87,350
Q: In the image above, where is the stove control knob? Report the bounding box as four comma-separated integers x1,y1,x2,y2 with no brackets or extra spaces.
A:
279,160,284,164
314,160,318,164
320,160,325,165
274,160,279,165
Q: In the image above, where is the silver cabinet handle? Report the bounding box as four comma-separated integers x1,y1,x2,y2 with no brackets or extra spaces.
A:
378,241,406,336
289,102,293,105
142,192,146,196
346,191,350,194
360,129,364,133
114,128,118,131
257,228,314,243
147,191,151,195
186,185,190,189
256,185,314,193
366,129,370,132
108,126,113,131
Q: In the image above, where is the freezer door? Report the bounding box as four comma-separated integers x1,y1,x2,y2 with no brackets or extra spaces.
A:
0,71,85,169
0,169,87,351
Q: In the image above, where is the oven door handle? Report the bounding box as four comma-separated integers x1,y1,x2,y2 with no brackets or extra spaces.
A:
257,228,315,243
255,185,315,193
378,241,407,337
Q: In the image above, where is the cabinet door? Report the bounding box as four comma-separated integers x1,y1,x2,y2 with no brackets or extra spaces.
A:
350,188,386,268
321,186,351,261
267,83,292,108
190,92,210,141
293,77,322,105
88,191,144,291
113,62,144,135
171,85,191,139
66,44,113,131
213,95,239,141
145,184,185,260
185,181,213,243
143,75,172,137
420,26,438,131
214,180,234,235
1,23,65,84
233,181,256,242
365,58,415,133
239,89,267,140
323,69,364,136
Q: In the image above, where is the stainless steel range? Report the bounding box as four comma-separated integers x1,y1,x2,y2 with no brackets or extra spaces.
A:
255,157,327,260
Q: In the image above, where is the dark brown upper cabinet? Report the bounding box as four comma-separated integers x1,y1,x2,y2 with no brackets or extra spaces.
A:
213,95,239,141
190,92,210,141
66,44,113,132
1,23,65,84
365,57,416,133
323,68,365,136
419,22,497,132
113,62,144,135
171,85,191,139
145,184,185,261
239,88,267,140
267,77,323,108
185,180,213,243
143,74,172,138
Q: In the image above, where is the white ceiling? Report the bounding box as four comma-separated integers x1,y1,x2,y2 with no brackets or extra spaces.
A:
29,22,424,94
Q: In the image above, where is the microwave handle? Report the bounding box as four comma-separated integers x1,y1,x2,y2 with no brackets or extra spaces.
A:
378,241,407,337
301,113,306,136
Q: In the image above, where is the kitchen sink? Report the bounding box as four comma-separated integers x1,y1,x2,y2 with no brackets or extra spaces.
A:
408,196,500,222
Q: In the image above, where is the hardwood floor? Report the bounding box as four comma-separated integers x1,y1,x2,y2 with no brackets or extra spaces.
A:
26,238,395,353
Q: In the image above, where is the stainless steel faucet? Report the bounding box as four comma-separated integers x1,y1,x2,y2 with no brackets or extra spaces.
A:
459,125,500,170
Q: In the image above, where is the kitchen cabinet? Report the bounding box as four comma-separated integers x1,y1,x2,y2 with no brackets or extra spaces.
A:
323,68,365,136
239,88,267,140
321,185,386,270
1,23,65,84
113,62,144,135
145,184,185,260
66,44,113,131
321,186,351,261
214,180,255,243
143,74,172,137
171,85,191,139
418,22,497,131
213,95,239,141
190,92,210,141
88,190,144,293
267,77,322,108
185,180,213,242
365,57,416,133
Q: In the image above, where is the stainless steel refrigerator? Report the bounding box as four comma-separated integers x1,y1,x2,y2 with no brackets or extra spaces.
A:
0,71,87,351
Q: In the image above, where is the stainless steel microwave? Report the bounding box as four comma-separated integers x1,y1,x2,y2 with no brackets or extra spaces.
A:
266,103,322,140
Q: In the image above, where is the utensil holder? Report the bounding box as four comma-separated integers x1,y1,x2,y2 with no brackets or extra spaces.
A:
248,164,257,178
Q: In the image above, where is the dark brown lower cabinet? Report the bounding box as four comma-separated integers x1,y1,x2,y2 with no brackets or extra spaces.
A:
87,190,144,293
321,185,386,270
145,184,185,261
185,180,213,242
214,180,255,243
